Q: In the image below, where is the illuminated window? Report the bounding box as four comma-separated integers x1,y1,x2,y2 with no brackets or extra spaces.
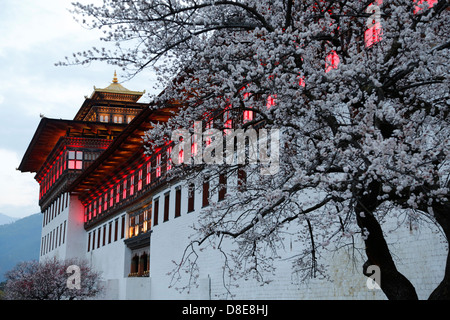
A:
68,151,83,170
325,50,340,73
191,140,198,157
224,105,232,135
167,147,172,171
146,162,151,184
205,120,213,146
113,115,123,123
138,169,143,191
123,180,127,199
414,0,437,14
243,92,253,123
156,154,162,177
99,115,109,122
130,175,135,196
98,198,102,215
178,149,184,165
110,189,114,207
127,116,134,123
364,1,383,47
116,184,120,203
266,95,276,109
104,193,108,211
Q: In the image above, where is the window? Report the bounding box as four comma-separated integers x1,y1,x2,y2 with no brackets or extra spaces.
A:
63,221,66,244
146,162,151,184
164,192,170,222
88,203,92,220
93,201,97,218
178,149,184,165
91,231,95,251
325,50,340,73
113,115,123,123
219,173,227,201
114,219,118,241
364,1,383,47
191,136,198,157
166,147,172,171
99,114,109,122
266,95,276,109
116,184,120,203
98,197,102,215
188,184,195,213
238,168,247,192
103,225,106,246
104,193,108,211
68,151,83,170
110,189,114,207
175,188,181,218
129,209,151,238
127,116,134,123
203,178,210,207
108,222,112,243
121,215,125,239
156,154,162,177
413,0,437,14
153,198,159,226
123,180,127,199
205,120,213,146
138,169,143,191
97,228,101,248
130,175,135,196
243,110,253,122
243,92,253,123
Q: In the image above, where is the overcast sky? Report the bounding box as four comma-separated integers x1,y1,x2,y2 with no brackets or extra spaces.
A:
0,0,158,218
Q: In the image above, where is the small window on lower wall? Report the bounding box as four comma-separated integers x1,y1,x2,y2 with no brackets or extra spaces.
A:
187,184,195,213
202,177,210,207
164,192,170,222
175,187,181,218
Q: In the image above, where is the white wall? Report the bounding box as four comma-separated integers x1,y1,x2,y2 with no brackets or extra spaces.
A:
46,178,447,300
147,179,448,300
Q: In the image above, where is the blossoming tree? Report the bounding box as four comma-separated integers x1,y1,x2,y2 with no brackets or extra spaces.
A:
3,258,102,300
65,0,449,299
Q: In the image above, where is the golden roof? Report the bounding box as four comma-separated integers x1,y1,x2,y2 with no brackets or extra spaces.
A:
90,71,145,102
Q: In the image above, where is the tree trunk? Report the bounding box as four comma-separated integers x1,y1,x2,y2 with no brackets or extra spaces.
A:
355,181,418,300
428,202,450,300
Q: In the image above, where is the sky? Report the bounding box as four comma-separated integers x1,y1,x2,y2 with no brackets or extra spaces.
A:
0,0,159,219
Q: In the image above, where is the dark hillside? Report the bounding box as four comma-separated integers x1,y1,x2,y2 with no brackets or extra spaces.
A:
0,213,41,281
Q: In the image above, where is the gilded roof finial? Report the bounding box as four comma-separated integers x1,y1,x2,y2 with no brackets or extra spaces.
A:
112,71,118,83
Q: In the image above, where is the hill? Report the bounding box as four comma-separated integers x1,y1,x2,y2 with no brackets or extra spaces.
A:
0,213,41,282
0,213,18,226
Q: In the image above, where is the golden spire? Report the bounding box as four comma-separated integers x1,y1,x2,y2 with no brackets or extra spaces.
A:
112,71,118,83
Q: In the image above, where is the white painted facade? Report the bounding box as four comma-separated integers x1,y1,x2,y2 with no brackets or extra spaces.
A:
38,173,448,300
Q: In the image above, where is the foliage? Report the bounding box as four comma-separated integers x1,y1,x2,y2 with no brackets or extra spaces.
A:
3,258,103,300
65,0,449,299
